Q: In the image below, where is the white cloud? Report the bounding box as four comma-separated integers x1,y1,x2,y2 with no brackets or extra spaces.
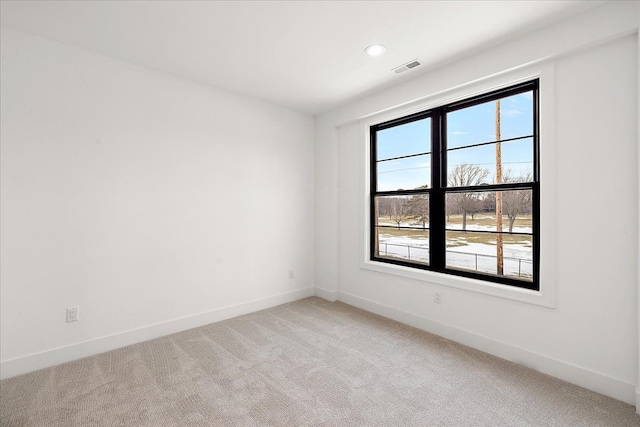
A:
502,108,523,117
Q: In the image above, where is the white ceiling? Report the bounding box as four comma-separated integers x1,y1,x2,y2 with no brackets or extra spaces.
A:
0,1,602,115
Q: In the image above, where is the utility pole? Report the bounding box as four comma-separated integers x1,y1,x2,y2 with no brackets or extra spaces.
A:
496,100,504,275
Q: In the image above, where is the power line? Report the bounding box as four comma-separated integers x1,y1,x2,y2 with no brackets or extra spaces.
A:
378,161,531,175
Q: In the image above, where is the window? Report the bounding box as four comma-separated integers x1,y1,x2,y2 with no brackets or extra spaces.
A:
370,80,539,290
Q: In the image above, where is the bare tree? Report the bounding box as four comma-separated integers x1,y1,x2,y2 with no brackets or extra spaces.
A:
375,197,391,220
408,185,429,229
502,171,533,233
470,192,492,219
468,197,482,220
447,164,490,231
390,197,407,228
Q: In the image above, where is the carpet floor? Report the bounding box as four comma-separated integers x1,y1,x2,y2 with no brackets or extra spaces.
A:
1,297,638,426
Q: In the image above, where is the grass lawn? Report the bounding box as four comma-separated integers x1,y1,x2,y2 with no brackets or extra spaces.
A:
447,213,532,229
378,213,533,247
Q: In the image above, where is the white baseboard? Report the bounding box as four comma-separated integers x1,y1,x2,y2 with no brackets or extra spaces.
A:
0,287,315,380
314,286,339,301
338,291,636,406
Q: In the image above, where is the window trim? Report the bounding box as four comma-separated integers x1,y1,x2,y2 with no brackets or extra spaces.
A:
358,63,557,308
370,80,539,290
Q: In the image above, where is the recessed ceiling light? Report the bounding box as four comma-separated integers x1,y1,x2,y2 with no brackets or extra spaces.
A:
364,44,386,57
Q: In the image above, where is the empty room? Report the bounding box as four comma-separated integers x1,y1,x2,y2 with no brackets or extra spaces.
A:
1,1,639,425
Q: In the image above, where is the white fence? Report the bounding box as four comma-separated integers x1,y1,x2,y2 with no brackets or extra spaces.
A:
378,242,532,279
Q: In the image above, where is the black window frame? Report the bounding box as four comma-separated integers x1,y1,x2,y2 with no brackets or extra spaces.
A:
370,80,540,291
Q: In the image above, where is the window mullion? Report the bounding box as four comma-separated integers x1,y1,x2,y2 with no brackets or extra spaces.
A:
430,108,446,271
370,126,377,260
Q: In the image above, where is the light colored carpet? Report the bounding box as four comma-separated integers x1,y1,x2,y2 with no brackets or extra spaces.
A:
1,297,638,426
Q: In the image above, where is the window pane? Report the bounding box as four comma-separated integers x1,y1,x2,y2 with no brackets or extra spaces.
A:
377,118,431,160
501,137,534,180
445,190,532,233
500,92,534,141
369,80,538,290
447,138,533,186
375,228,429,265
377,154,430,191
446,231,533,281
447,91,534,150
374,194,430,229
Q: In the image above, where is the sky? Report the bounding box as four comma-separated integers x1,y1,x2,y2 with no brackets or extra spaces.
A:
376,91,534,192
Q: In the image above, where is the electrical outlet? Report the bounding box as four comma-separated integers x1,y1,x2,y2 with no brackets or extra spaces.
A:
288,270,294,279
434,292,442,304
66,306,79,323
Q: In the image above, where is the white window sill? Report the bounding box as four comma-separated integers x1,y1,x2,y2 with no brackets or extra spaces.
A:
361,259,554,307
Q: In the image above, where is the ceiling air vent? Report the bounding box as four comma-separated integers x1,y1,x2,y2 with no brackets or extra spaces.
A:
392,59,422,74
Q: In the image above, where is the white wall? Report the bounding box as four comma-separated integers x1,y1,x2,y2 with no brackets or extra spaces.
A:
316,2,639,405
314,117,339,301
636,2,640,414
0,28,315,377
637,5,640,412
